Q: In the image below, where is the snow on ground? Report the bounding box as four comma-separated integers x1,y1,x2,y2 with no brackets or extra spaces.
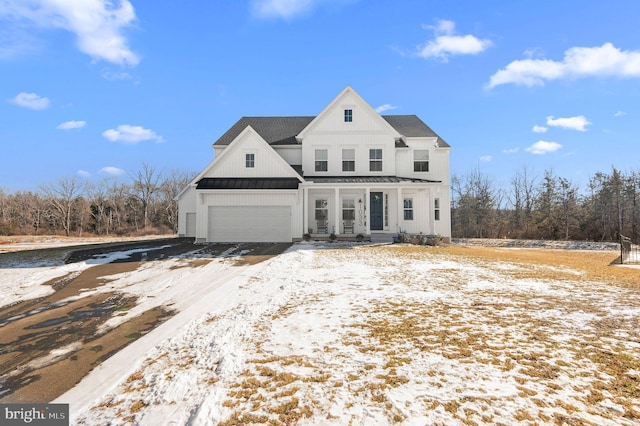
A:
47,242,640,426
0,245,172,309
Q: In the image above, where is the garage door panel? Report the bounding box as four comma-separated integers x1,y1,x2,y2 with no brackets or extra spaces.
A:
208,206,291,242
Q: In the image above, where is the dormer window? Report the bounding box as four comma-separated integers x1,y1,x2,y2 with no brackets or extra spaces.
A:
246,153,255,168
344,109,353,123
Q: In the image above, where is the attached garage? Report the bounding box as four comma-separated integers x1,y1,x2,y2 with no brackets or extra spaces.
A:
207,206,292,242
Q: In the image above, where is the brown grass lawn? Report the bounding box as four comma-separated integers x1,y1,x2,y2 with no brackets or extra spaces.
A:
431,245,639,288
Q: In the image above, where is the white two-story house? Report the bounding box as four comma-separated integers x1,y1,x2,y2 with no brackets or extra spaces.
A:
177,86,451,242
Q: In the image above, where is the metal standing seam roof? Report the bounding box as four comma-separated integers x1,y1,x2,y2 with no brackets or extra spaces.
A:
196,177,301,190
305,176,442,184
213,115,450,147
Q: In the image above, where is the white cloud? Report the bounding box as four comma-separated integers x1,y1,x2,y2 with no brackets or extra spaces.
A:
102,70,133,81
102,124,164,144
488,43,640,89
99,166,125,176
417,20,492,62
503,147,519,154
375,104,397,113
0,0,139,66
57,120,86,130
250,0,352,20
525,141,562,155
77,169,91,178
10,92,50,110
614,110,627,117
532,125,548,133
546,115,591,132
479,155,492,162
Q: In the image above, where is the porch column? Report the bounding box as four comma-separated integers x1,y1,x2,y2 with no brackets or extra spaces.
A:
365,187,371,235
397,187,403,233
303,186,309,235
334,188,340,235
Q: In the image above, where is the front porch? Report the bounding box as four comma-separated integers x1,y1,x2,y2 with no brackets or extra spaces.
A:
301,177,441,239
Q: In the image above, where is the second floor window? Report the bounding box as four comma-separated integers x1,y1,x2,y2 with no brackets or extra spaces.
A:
315,149,328,172
344,109,353,122
246,153,255,168
369,149,382,172
414,150,429,172
342,149,355,172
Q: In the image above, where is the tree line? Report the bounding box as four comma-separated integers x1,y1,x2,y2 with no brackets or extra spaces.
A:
452,166,639,243
1,163,638,243
0,163,195,237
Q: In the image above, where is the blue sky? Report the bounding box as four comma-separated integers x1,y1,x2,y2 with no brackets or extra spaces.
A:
1,0,639,192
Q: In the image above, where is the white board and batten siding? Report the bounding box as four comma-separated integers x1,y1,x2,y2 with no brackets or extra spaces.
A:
185,213,196,237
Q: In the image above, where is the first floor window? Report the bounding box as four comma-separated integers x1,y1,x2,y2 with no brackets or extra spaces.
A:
369,149,382,172
315,149,328,172
342,199,355,221
434,198,440,221
315,199,328,220
245,153,255,168
414,150,429,172
404,198,414,220
342,149,355,171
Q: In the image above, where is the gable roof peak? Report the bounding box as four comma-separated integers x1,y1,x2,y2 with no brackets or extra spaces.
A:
297,85,401,139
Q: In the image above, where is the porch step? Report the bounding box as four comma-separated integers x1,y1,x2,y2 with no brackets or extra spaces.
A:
369,233,395,244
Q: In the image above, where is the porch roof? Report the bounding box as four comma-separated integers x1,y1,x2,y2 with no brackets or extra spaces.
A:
304,176,441,184
196,177,300,190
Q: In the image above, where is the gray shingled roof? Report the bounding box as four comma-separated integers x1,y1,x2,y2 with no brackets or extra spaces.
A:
213,115,450,147
381,115,449,147
214,117,314,146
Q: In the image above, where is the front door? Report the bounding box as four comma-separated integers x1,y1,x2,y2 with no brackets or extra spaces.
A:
370,192,383,230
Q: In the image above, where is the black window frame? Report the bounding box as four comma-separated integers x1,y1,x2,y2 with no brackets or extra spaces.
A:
245,153,255,168
369,149,382,172
315,149,328,172
403,198,414,221
342,148,355,172
413,150,429,172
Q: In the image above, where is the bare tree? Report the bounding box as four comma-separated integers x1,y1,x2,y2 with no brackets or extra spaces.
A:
159,169,194,232
130,163,163,229
41,177,84,236
509,166,538,238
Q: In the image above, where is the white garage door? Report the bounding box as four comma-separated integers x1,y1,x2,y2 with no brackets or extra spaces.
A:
208,206,291,242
